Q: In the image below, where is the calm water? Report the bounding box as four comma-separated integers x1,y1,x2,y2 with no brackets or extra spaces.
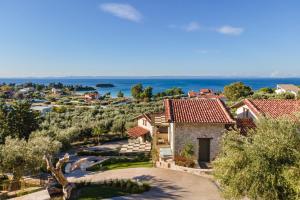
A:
1,78,300,97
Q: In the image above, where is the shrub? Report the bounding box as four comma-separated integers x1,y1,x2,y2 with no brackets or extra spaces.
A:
213,117,300,200
180,143,194,158
224,82,253,101
174,156,195,168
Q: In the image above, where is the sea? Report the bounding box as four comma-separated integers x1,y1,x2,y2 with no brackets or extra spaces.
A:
1,77,300,97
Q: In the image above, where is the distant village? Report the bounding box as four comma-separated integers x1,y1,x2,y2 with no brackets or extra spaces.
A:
0,81,300,199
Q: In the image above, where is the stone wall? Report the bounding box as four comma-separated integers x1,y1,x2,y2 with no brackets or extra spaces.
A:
173,123,226,161
156,161,213,179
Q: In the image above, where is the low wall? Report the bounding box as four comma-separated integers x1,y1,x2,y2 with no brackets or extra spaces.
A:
156,161,213,179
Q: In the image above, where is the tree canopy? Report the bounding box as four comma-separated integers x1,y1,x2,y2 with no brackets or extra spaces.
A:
213,117,300,200
0,101,39,143
130,84,153,100
117,90,124,98
0,136,61,181
224,82,253,101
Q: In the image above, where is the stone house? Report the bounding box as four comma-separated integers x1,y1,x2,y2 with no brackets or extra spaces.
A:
159,98,235,162
127,99,235,163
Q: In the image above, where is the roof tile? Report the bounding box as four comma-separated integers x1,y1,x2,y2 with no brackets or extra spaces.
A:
164,98,234,124
127,126,149,137
243,99,300,119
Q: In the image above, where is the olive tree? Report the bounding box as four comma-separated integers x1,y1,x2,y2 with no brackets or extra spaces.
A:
0,136,61,182
224,82,253,101
213,117,300,200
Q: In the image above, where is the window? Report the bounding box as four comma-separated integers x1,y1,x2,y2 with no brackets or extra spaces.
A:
243,108,249,118
143,119,147,126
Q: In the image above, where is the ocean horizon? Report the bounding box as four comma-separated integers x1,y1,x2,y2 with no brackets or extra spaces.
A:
1,77,300,97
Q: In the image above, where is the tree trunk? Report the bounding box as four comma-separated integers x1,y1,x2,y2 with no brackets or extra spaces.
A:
44,153,74,200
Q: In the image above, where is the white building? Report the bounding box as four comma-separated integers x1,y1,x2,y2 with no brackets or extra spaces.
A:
31,105,52,115
275,84,300,96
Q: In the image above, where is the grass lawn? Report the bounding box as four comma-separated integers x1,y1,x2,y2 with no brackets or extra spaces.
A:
106,161,153,170
77,185,132,200
88,161,152,172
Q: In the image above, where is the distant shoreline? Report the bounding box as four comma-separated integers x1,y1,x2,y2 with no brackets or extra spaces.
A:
1,76,300,79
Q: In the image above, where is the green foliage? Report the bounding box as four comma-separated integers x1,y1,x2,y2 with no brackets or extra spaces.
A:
180,143,194,158
213,117,300,200
0,101,39,143
131,84,143,99
141,86,153,101
0,136,61,181
281,92,296,99
259,87,274,94
87,155,150,171
131,84,153,101
37,100,163,149
74,179,150,199
111,118,126,136
117,91,124,98
92,126,105,144
155,87,184,98
52,106,67,113
224,82,253,101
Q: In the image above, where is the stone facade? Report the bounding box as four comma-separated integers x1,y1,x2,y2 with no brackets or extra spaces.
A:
172,123,226,161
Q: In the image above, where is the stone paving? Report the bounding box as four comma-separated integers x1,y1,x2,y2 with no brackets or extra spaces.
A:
120,142,151,153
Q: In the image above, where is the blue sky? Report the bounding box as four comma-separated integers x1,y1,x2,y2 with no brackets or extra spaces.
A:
0,0,300,77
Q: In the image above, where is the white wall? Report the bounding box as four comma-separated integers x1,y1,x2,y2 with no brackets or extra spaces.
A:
236,105,258,120
137,117,153,135
169,123,175,154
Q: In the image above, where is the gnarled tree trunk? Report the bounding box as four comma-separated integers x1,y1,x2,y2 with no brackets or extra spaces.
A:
44,153,74,200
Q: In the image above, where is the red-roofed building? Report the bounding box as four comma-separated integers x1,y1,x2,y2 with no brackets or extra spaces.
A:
127,113,154,143
188,88,227,102
233,99,300,120
200,88,213,95
233,99,300,134
161,98,234,162
84,92,99,101
188,91,198,98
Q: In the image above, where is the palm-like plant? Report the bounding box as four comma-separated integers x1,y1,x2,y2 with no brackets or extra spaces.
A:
92,127,104,144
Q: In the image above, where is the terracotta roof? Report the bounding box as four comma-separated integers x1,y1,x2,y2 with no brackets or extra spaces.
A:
127,126,149,137
188,91,198,98
200,89,213,94
164,98,234,124
198,94,225,99
236,99,300,119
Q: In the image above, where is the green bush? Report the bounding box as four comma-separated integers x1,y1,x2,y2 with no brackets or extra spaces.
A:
214,117,300,200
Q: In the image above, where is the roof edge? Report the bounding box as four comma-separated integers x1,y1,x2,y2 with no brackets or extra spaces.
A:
216,98,235,124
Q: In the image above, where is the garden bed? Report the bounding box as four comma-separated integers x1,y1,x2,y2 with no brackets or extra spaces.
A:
71,179,150,200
